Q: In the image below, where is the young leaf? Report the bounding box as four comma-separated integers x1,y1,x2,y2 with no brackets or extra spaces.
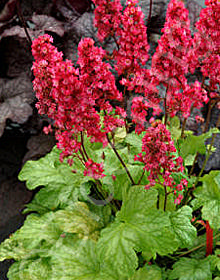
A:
169,206,197,248
193,171,220,229
97,222,139,278
97,187,179,278
19,147,90,212
168,257,212,280
51,238,117,280
54,202,104,241
0,212,62,263
19,147,84,189
8,212,61,251
7,258,52,280
179,129,220,159
130,264,162,280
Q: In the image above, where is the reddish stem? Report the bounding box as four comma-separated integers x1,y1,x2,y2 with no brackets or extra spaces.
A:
206,221,213,256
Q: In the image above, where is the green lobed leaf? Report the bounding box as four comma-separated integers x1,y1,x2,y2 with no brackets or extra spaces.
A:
169,206,197,248
7,257,52,280
102,164,148,201
179,128,220,160
193,171,220,229
168,116,181,140
114,126,127,143
130,264,162,280
0,238,28,262
168,257,212,280
19,147,91,212
0,211,62,262
125,132,143,148
208,249,220,273
97,187,179,278
51,238,117,280
97,222,138,278
54,202,104,241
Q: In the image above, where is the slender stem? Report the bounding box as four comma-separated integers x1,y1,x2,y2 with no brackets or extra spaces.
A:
189,153,199,176
181,118,187,138
164,185,168,211
201,76,205,88
95,179,119,213
80,132,89,160
79,148,87,163
195,114,220,186
16,0,32,45
106,133,135,185
177,233,220,257
137,170,145,185
156,194,160,209
204,100,215,133
147,0,153,26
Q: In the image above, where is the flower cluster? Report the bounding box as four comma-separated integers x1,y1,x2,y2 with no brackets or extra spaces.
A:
151,0,192,85
113,0,149,77
150,0,210,118
84,159,105,180
32,0,220,203
167,81,209,118
188,0,220,91
130,96,149,133
93,0,123,42
134,122,187,204
32,35,126,178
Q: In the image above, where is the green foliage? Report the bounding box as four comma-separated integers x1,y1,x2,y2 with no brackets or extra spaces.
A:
168,258,212,280
97,187,179,278
130,264,162,279
179,128,220,160
193,171,220,229
169,206,197,248
19,147,90,213
0,116,219,279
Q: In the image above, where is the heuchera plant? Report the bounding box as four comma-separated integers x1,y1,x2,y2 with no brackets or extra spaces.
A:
0,0,220,279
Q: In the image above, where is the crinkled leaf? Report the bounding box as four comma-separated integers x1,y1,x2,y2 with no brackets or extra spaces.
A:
31,14,65,37
19,147,90,211
51,238,116,280
118,186,158,220
180,129,220,159
168,257,212,280
97,222,138,278
19,147,82,190
130,264,162,280
54,202,103,241
88,203,112,227
168,116,181,140
10,212,61,251
169,206,197,248
208,249,220,272
0,75,33,136
125,131,144,153
0,237,28,262
0,212,62,262
97,187,178,278
194,171,220,229
7,257,52,280
114,126,127,143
